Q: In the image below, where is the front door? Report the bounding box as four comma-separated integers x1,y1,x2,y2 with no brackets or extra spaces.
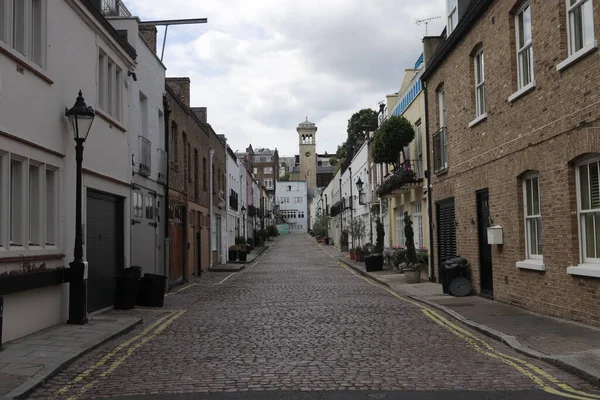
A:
477,189,494,297
436,198,456,283
86,190,124,312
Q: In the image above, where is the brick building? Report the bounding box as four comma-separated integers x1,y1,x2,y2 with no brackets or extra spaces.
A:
166,78,227,285
422,0,600,325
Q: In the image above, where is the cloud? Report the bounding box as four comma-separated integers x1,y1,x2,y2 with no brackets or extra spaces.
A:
126,0,446,156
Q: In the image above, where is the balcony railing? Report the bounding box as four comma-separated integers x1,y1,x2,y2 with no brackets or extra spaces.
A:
433,127,447,173
138,136,151,176
157,149,167,184
376,160,424,197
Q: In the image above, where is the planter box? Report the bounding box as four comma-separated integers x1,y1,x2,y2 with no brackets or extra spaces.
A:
228,249,238,262
238,251,247,262
405,269,421,284
365,254,384,272
0,268,69,295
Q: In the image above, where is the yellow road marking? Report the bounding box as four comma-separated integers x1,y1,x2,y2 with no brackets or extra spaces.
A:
319,245,600,399
165,283,197,297
217,273,236,285
68,310,186,400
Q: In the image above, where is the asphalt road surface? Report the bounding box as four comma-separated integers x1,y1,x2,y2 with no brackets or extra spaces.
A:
27,235,600,400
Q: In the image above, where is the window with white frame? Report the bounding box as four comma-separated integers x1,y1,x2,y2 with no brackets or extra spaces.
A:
577,159,600,262
98,49,123,120
447,0,458,34
133,192,144,218
46,167,57,245
4,155,58,249
146,196,155,220
413,202,423,249
10,158,23,245
523,175,542,259
264,179,273,189
474,49,486,117
395,207,405,247
567,0,595,55
515,3,534,89
253,167,257,174
29,163,41,245
0,0,45,67
264,167,273,174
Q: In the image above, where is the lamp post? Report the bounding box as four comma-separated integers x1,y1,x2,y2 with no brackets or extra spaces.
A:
65,90,95,325
241,205,246,239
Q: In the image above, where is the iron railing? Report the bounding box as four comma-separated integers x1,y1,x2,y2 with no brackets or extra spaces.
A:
376,160,424,197
157,149,167,184
433,127,447,173
138,136,151,176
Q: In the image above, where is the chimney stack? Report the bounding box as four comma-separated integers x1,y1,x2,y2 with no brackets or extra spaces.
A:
191,107,207,123
166,77,190,107
139,24,157,54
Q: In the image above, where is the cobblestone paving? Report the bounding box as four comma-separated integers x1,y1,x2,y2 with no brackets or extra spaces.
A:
27,235,600,399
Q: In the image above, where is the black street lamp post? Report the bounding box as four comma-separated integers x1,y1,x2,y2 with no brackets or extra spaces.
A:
241,205,246,238
65,90,95,325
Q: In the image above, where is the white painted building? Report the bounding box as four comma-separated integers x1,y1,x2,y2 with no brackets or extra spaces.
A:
276,180,308,233
108,16,167,277
0,0,136,341
226,147,242,259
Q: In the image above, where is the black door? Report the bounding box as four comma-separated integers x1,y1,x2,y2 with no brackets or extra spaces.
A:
87,190,124,312
436,199,457,282
477,189,493,297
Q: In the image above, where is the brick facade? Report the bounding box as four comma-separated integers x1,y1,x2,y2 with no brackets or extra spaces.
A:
423,0,600,325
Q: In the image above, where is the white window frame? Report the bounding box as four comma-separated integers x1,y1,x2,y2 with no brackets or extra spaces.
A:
515,3,534,89
474,49,486,118
264,167,273,174
9,158,24,246
576,158,600,264
0,0,46,67
97,48,123,121
395,207,405,247
523,174,543,260
447,0,458,35
45,166,58,246
567,0,595,56
413,202,423,249
28,162,42,246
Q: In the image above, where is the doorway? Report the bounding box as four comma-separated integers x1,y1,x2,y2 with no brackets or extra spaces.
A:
477,189,493,297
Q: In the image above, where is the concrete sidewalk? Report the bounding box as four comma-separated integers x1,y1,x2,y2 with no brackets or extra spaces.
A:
210,243,270,272
321,244,600,385
0,315,140,399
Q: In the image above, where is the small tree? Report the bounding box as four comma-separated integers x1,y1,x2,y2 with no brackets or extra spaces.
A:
312,215,330,238
279,171,291,181
375,217,385,253
348,217,367,248
371,115,415,171
403,212,417,266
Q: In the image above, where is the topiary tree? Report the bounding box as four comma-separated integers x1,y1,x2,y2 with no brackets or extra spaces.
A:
347,108,379,149
375,217,385,253
371,115,415,171
403,212,417,267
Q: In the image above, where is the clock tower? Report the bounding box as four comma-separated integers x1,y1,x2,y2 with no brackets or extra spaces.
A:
297,118,317,190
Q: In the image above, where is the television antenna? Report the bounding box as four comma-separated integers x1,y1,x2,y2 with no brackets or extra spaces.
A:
415,16,441,36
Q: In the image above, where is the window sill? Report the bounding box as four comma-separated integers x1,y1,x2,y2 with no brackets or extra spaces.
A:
556,41,598,72
469,113,487,128
516,259,545,271
95,109,127,132
0,42,53,85
567,263,600,278
508,81,536,103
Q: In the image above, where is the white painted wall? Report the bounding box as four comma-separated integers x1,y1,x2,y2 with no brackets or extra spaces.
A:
275,180,308,233
226,150,241,252
0,0,135,342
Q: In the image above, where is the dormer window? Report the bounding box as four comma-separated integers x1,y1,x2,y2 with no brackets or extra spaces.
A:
448,0,458,35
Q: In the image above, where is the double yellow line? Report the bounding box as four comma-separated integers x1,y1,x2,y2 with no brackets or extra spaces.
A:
322,247,600,399
52,309,186,400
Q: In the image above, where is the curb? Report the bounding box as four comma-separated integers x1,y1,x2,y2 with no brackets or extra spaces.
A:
8,317,142,400
337,257,600,386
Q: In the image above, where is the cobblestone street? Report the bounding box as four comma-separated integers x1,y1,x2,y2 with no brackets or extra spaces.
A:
27,235,600,399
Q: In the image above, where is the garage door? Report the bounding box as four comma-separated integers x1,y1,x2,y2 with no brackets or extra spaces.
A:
86,190,124,312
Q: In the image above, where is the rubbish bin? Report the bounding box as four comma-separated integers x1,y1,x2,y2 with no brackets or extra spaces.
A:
114,267,142,310
138,273,167,307
444,257,470,296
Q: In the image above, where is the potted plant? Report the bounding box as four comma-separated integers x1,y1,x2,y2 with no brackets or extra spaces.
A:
365,218,385,272
340,230,349,252
228,245,239,262
267,224,279,239
238,244,248,262
259,229,269,244
403,212,421,284
416,248,429,280
349,247,355,260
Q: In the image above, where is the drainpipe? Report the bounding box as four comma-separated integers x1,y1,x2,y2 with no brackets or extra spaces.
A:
162,95,171,283
424,81,435,282
209,149,214,268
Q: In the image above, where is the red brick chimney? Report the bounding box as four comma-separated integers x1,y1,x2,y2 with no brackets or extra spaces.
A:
139,24,157,53
166,77,190,107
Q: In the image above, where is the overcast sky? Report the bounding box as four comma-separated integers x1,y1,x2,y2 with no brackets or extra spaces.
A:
127,0,446,157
